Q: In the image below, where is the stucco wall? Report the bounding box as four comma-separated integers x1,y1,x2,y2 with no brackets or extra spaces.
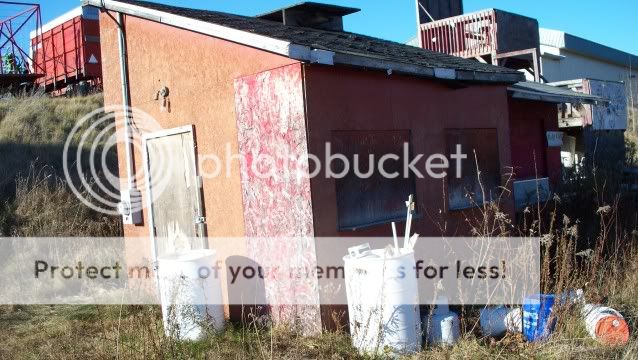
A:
99,12,298,313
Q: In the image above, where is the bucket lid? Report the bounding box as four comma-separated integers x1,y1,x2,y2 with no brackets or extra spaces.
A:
524,294,556,304
595,316,630,346
343,248,417,262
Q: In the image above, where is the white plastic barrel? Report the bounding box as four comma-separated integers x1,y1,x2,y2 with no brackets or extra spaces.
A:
582,304,630,346
424,296,460,346
480,306,522,337
343,245,421,355
158,249,224,341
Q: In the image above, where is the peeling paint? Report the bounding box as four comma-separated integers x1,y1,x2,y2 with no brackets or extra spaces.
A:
234,63,322,334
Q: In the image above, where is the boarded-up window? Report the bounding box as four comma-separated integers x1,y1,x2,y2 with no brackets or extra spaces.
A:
332,130,416,231
446,129,500,210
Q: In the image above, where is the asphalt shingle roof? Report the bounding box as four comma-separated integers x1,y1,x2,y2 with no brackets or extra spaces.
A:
111,0,524,81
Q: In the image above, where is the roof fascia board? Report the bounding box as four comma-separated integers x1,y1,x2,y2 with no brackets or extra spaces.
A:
83,0,312,61
470,71,524,83
334,52,523,82
434,68,456,80
510,90,576,104
508,87,603,105
548,79,584,87
332,52,435,78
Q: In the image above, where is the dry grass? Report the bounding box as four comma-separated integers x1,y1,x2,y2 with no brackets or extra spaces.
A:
0,305,361,360
0,93,116,202
0,165,121,237
0,301,635,359
0,92,105,145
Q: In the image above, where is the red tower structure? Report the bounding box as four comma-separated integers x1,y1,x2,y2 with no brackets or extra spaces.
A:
0,1,43,88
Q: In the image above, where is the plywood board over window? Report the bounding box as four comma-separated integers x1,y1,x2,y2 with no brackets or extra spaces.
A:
331,130,416,231
446,128,500,210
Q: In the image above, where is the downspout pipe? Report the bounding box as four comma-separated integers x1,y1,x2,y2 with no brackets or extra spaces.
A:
117,12,134,190
114,11,142,225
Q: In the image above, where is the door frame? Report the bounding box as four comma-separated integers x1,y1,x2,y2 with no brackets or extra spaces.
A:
142,124,200,265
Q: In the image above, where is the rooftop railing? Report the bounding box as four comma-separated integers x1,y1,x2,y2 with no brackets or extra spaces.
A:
418,9,497,59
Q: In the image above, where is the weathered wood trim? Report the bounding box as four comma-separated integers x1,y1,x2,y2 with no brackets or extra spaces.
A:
509,88,597,104
332,52,434,78
141,124,194,141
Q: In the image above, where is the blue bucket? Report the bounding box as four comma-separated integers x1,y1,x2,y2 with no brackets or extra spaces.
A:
522,294,556,342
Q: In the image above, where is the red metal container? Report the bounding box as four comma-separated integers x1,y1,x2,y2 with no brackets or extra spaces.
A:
30,6,101,93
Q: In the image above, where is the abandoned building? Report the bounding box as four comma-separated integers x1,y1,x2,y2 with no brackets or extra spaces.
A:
414,0,628,198
88,0,603,331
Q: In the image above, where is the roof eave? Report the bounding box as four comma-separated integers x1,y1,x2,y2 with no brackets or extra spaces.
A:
83,0,523,84
507,87,607,105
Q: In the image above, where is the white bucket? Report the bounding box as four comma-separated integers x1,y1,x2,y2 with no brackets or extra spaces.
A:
424,296,460,346
480,306,522,337
158,249,225,341
344,246,421,354
582,304,630,346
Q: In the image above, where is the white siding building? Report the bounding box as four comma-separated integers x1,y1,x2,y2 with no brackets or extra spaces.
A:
535,28,637,84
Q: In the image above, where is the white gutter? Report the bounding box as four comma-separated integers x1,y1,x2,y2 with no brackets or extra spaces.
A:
508,87,606,105
82,0,317,62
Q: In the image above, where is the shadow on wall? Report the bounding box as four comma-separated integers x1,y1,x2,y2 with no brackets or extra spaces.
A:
226,255,270,326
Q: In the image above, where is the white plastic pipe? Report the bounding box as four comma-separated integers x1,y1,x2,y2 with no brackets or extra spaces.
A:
391,222,399,252
404,195,413,248
407,233,419,250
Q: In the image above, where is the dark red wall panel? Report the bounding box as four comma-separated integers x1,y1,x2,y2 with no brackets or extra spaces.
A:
508,98,561,184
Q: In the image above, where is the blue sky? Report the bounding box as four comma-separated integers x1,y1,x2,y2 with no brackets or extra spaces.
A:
15,0,638,55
